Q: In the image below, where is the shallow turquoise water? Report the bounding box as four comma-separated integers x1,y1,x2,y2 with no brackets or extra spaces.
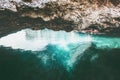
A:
0,29,120,80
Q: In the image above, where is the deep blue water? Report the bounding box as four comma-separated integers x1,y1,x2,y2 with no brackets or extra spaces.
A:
0,29,120,80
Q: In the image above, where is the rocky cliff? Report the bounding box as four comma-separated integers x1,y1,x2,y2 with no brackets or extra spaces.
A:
0,0,120,37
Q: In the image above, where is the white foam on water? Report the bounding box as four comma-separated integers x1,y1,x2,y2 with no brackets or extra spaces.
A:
0,29,92,51
0,29,92,70
1,29,120,70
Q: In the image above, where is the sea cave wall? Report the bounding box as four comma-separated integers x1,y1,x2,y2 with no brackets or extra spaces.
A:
0,0,120,37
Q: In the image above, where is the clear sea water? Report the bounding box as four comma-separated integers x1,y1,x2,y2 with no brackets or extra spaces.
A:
0,29,120,80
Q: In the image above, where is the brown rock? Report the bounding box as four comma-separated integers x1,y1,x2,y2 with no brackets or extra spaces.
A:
0,0,120,36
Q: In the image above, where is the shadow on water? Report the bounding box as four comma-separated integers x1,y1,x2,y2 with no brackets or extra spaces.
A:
0,29,120,80
0,45,120,80
0,47,70,80
72,46,120,80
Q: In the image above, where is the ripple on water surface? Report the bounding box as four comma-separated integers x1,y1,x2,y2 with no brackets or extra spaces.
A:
0,29,120,80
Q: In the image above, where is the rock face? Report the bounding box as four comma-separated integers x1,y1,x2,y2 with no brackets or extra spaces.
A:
0,0,120,36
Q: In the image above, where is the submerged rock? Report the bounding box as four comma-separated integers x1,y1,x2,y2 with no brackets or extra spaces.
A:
0,0,120,36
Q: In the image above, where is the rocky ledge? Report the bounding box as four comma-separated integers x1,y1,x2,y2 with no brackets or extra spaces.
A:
0,0,120,37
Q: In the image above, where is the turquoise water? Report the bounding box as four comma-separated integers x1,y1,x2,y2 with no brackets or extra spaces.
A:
0,29,120,80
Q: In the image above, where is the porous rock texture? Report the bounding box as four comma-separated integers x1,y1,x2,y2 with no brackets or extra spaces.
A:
0,0,120,37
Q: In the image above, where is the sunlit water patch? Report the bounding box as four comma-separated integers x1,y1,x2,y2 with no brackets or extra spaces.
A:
1,29,120,80
0,29,92,70
0,29,120,71
92,35,120,49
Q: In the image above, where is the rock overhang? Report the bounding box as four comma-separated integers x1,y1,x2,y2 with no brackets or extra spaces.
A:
0,0,120,37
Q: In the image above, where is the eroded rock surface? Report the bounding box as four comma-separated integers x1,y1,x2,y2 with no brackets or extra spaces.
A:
0,0,120,37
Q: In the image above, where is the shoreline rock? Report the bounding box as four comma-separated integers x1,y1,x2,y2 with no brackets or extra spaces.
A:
0,0,120,37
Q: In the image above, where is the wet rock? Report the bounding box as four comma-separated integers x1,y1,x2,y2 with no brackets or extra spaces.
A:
0,0,120,36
